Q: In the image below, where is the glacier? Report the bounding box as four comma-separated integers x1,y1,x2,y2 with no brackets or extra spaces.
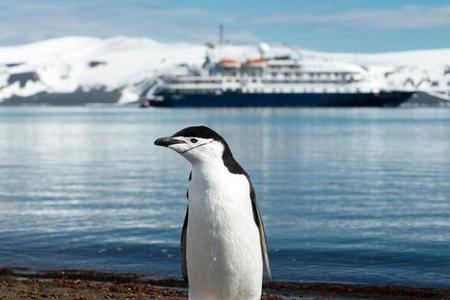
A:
0,36,449,105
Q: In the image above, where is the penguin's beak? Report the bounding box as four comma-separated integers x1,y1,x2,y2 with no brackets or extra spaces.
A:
154,136,185,147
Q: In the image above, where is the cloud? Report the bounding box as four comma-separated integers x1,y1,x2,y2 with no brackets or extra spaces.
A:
0,0,261,46
249,5,450,29
0,0,209,45
2,1,447,48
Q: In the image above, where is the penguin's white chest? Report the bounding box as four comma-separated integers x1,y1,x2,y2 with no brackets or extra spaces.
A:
187,168,262,300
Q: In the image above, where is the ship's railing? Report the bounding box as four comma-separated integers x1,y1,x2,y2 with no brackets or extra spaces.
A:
158,85,385,94
163,76,363,87
166,71,363,81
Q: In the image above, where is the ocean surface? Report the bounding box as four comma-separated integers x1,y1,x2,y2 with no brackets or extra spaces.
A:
0,107,449,287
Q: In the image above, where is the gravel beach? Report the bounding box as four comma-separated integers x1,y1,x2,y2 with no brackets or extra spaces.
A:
1,268,449,300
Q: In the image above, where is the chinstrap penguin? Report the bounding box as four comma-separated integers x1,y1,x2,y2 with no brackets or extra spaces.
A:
155,126,271,300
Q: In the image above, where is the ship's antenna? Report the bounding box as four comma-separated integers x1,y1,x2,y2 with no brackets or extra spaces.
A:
219,24,224,45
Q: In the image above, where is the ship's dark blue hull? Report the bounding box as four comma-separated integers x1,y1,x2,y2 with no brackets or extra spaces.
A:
149,91,413,107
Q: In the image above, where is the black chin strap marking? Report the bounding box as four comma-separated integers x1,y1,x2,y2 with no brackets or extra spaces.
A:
181,140,214,154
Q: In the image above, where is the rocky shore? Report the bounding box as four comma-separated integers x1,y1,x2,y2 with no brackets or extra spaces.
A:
1,268,449,300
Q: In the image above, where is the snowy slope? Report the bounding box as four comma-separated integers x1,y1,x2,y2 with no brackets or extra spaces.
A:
305,49,450,96
0,37,205,104
0,36,449,105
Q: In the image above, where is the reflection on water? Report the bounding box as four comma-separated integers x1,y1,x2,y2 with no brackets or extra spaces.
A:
0,107,449,286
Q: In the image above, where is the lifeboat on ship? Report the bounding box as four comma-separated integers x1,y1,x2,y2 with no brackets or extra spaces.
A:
245,58,267,66
217,58,241,68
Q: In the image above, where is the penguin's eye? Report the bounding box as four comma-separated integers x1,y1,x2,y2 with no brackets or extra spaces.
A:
190,138,198,143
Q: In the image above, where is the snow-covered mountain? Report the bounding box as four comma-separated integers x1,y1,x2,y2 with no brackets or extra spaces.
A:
0,36,449,105
0,37,205,105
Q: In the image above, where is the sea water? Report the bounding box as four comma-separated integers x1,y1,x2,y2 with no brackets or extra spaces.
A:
0,107,449,287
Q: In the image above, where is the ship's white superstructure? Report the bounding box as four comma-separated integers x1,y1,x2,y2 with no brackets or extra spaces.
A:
158,49,390,92
148,46,412,107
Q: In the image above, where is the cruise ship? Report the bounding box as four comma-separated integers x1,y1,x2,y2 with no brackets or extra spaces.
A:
144,45,413,107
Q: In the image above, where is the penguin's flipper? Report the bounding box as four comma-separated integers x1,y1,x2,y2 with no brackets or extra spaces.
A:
181,206,188,282
250,186,272,280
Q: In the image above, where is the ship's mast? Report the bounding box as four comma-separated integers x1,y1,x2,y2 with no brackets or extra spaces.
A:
219,24,224,45
217,24,224,65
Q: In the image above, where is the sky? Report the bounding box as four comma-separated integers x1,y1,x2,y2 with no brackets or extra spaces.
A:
1,0,450,52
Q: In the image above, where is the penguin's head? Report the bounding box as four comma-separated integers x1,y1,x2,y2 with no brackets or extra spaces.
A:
154,126,228,163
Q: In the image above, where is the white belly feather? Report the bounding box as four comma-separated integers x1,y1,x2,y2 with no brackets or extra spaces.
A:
187,167,263,300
